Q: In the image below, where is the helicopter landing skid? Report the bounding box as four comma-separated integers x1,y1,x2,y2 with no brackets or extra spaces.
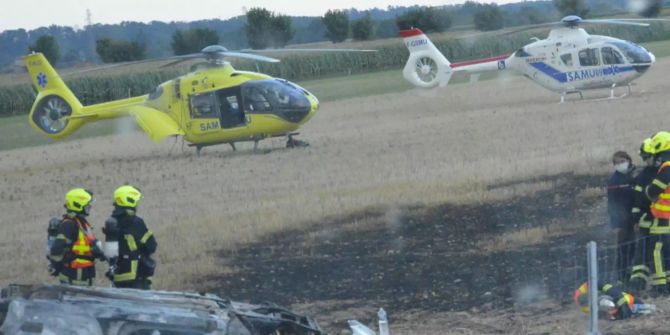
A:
191,137,270,156
560,83,633,103
286,133,309,148
559,90,583,104
608,83,633,100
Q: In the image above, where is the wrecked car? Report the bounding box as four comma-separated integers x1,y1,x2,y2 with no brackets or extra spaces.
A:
0,284,321,335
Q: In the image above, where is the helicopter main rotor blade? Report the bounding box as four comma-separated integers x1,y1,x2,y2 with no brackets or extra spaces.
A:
593,18,670,23
495,16,669,37
496,22,563,36
222,52,280,63
240,48,378,53
158,55,203,68
65,54,200,76
581,19,649,27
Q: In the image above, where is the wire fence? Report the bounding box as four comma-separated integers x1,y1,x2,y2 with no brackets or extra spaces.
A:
494,234,655,308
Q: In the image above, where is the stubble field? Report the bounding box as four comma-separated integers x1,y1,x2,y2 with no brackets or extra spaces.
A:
2,59,670,333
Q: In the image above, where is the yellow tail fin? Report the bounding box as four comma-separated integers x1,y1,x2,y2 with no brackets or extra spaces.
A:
24,53,84,138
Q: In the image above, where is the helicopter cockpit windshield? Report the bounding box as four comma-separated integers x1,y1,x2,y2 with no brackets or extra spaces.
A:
189,79,312,129
241,79,311,123
611,41,652,64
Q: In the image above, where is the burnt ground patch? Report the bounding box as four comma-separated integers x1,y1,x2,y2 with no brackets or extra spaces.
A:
208,173,618,328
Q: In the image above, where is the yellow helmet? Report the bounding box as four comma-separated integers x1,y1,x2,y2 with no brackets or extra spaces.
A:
65,188,94,214
640,138,654,158
114,185,142,208
650,131,670,155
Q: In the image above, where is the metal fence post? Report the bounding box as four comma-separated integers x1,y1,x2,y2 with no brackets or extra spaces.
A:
587,241,599,335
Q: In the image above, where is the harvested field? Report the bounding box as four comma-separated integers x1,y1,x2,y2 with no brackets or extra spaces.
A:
2,59,670,333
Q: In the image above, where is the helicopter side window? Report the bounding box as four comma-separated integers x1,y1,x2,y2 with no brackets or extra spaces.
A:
245,87,272,112
578,48,600,67
216,88,246,128
189,93,219,119
601,47,624,65
560,53,573,67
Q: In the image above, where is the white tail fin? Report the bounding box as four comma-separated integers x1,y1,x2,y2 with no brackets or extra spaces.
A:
400,28,453,88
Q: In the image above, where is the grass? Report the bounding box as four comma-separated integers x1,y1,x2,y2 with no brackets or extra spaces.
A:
2,56,669,291
300,69,412,102
2,37,669,152
643,39,670,58
0,115,138,151
1,47,669,335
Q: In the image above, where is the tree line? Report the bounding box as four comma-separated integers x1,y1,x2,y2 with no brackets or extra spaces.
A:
24,0,664,67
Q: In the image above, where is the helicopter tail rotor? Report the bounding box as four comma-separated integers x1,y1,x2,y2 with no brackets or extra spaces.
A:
400,28,453,89
24,53,86,138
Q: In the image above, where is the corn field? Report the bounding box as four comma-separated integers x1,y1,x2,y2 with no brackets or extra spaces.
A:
2,23,670,117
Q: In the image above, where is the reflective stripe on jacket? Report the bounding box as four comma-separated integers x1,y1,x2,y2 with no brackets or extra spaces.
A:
650,162,670,220
69,219,96,269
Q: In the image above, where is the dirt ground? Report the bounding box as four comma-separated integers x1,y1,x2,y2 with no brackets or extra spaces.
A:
3,60,670,333
210,173,649,334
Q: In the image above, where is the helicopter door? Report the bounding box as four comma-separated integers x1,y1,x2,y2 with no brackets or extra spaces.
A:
601,46,625,65
216,87,246,129
560,53,574,68
578,48,600,67
189,92,221,134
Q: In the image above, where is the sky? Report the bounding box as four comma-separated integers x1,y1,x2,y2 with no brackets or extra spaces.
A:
1,0,520,32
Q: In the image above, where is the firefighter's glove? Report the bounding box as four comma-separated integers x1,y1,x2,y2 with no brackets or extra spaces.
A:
47,262,61,277
105,265,117,281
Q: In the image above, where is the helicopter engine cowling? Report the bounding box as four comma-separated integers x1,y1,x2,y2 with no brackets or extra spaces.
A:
400,28,453,89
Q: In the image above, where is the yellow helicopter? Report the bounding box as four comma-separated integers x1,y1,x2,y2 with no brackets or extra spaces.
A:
24,46,369,154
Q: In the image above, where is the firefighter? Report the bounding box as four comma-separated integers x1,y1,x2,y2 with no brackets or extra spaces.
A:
48,188,105,286
607,151,636,283
645,131,670,294
104,185,157,289
574,282,637,320
630,138,659,291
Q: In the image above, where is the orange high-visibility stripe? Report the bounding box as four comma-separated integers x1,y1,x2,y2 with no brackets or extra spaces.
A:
652,163,670,219
623,293,634,309
68,219,96,269
573,282,588,305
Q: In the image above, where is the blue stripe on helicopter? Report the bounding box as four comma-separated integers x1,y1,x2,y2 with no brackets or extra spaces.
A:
528,61,635,83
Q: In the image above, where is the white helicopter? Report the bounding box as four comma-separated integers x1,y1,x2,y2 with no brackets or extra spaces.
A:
401,16,663,102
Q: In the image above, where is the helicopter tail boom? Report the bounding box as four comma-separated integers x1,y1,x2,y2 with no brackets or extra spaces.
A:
400,28,453,88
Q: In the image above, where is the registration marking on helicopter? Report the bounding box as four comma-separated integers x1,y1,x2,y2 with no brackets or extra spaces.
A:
406,39,428,48
566,66,635,82
528,61,635,83
200,121,220,131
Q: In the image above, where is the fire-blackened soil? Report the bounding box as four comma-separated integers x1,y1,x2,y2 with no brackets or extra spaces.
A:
210,173,621,333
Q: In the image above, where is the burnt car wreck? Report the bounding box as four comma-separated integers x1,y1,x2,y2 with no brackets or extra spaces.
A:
0,284,321,335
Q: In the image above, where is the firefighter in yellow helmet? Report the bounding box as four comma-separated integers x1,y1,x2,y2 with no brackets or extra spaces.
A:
103,185,157,289
48,188,105,286
644,131,670,294
630,138,660,291
574,282,639,320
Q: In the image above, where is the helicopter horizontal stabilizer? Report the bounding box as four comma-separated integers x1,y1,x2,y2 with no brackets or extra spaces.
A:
400,28,453,89
128,106,184,142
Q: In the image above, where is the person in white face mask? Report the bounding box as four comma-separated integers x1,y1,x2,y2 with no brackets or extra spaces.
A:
607,150,636,284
